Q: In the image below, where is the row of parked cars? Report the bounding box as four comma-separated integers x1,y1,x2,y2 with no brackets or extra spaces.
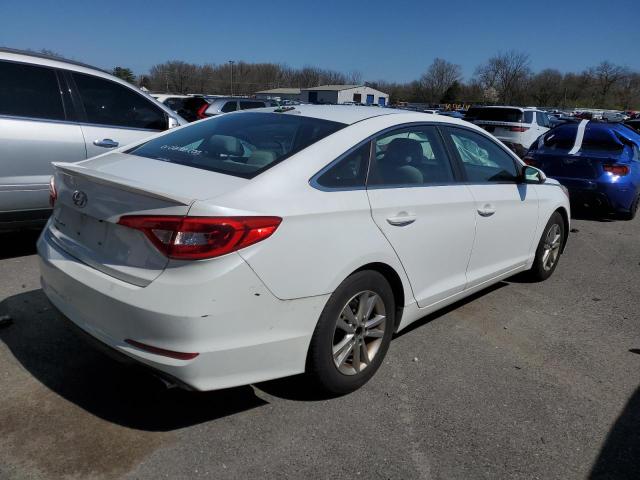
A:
463,106,640,219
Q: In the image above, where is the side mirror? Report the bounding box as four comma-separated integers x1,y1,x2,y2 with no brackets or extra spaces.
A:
167,116,180,129
522,165,547,184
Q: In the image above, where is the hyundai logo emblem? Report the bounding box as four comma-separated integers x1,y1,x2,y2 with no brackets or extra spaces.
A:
72,190,88,208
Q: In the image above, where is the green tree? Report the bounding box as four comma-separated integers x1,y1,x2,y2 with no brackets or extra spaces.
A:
112,66,136,84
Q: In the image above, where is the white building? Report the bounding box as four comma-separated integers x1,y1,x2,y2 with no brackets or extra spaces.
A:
300,85,389,106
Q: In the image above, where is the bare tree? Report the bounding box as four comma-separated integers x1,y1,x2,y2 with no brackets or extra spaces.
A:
529,69,563,107
587,61,629,107
475,51,531,104
420,58,462,103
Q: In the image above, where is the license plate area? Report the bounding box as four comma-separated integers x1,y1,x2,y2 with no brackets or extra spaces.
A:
53,206,110,251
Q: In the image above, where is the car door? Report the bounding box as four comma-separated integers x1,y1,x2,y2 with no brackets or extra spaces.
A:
0,60,86,216
442,126,539,287
67,71,169,158
366,125,477,308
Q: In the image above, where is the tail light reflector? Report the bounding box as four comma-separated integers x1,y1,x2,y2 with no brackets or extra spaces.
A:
49,176,57,207
603,164,629,176
510,126,530,132
125,339,199,360
196,102,209,119
117,215,282,260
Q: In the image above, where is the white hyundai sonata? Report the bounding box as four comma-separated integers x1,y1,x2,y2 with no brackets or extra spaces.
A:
38,105,570,394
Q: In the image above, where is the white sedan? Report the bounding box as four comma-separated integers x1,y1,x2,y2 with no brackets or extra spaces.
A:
38,105,570,394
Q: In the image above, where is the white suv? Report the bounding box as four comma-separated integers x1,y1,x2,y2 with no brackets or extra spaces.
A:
466,106,550,157
0,48,186,230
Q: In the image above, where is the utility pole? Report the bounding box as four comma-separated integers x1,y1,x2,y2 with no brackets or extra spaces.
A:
229,60,235,96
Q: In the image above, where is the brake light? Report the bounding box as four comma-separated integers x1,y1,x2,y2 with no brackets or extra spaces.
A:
509,126,530,132
196,103,209,119
603,164,629,176
48,176,57,207
125,339,199,360
117,215,282,259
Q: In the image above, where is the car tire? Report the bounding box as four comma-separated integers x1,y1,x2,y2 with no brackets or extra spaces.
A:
527,211,565,282
307,270,395,395
618,194,639,220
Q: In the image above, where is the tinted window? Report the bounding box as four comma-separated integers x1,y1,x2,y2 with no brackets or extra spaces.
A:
164,97,186,111
316,142,370,188
446,128,519,182
130,112,345,179
473,108,524,123
240,101,265,110
72,73,166,130
221,101,237,112
536,112,549,127
542,125,577,149
0,61,65,121
369,126,454,186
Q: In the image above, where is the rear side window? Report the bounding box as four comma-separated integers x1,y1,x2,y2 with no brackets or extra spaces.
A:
0,61,65,121
316,142,370,189
473,108,524,123
240,101,265,110
129,112,346,179
446,127,519,182
524,111,534,123
72,72,167,130
221,101,237,112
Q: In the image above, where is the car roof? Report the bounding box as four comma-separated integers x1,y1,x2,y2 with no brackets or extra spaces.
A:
470,106,535,112
0,47,110,74
249,105,405,125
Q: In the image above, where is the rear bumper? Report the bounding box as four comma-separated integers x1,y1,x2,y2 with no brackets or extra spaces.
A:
552,177,637,212
37,226,329,391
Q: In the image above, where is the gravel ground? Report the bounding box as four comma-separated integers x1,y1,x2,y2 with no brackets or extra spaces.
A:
0,214,638,480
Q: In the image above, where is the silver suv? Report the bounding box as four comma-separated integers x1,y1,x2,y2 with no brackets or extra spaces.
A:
0,48,186,230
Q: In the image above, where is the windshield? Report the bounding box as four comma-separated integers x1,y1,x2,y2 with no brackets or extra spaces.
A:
129,112,346,179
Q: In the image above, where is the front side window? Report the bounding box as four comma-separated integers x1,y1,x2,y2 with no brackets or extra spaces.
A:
315,142,370,189
72,72,166,130
446,127,519,182
130,112,345,179
0,61,65,121
368,126,455,186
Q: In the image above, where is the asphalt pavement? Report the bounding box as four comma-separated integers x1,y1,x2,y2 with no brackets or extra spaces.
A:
0,214,638,480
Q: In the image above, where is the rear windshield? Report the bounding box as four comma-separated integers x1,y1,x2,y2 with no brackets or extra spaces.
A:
582,126,623,152
542,125,577,150
471,108,525,123
129,112,346,178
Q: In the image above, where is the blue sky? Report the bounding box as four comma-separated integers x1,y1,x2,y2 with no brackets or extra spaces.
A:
2,0,638,82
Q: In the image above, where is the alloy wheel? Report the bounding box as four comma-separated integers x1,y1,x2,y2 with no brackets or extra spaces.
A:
542,224,562,271
332,290,386,375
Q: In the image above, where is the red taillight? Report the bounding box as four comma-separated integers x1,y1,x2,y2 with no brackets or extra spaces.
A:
603,164,630,176
509,126,530,132
48,176,57,207
196,102,209,119
125,339,199,360
117,215,282,260
523,156,537,166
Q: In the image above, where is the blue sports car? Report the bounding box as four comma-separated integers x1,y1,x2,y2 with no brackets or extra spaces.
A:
525,121,640,219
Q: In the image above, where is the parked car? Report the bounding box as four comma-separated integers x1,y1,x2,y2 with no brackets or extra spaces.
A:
151,94,210,122
466,106,550,157
0,48,186,230
204,97,272,117
38,105,570,394
525,121,640,219
438,110,464,119
602,111,627,123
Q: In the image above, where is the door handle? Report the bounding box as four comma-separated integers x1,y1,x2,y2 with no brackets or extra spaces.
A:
93,138,119,148
386,213,417,226
477,204,496,217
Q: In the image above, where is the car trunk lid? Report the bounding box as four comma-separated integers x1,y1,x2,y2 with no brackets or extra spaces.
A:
531,152,601,180
49,154,248,286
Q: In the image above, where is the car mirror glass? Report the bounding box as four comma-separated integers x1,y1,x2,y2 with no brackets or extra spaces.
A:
523,165,546,184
